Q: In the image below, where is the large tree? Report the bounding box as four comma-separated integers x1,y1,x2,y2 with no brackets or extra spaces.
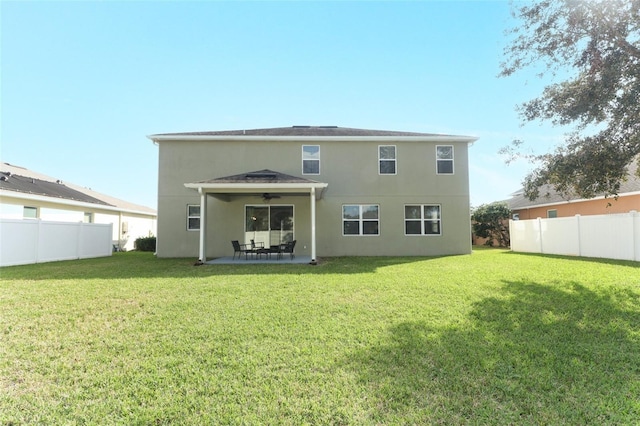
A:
500,0,640,200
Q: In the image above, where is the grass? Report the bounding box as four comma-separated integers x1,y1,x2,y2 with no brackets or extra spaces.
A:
1,249,639,425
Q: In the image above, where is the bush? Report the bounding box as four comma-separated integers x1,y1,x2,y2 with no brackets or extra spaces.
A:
134,236,156,252
471,202,511,247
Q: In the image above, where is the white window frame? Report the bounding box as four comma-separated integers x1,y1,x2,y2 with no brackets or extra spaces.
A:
83,212,93,223
547,209,558,218
23,206,38,219
244,204,295,246
342,204,380,236
404,204,442,236
378,145,397,175
302,145,320,175
436,145,454,175
187,204,200,231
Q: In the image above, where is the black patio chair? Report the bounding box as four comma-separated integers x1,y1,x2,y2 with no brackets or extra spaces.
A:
231,240,252,260
282,240,296,260
250,239,267,259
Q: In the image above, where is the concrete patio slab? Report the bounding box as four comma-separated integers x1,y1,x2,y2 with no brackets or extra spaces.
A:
206,256,314,265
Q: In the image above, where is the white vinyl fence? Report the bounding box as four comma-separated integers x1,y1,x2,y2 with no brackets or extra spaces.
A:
0,219,113,267
509,211,640,262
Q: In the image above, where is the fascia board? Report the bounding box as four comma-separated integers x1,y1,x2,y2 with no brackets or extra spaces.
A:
184,182,328,192
149,134,478,144
0,190,157,217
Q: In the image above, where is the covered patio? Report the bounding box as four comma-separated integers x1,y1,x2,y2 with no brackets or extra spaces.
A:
184,169,328,264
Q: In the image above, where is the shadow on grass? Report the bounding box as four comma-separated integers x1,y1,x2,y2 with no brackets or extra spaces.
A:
345,280,640,424
0,252,456,281
500,249,640,268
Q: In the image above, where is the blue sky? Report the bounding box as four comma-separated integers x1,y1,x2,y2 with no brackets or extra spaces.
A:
1,1,566,210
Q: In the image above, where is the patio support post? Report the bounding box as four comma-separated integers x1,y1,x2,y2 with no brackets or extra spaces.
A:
198,188,207,263
310,187,316,262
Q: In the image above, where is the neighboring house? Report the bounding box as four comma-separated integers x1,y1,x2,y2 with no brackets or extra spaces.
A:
148,126,477,261
0,162,157,251
508,161,640,220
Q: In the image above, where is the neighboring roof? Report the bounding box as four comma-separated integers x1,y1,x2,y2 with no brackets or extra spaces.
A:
0,162,156,215
508,161,640,210
0,173,110,205
149,126,478,143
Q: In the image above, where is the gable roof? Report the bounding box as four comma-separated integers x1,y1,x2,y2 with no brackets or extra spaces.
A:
149,126,478,143
184,169,328,199
196,169,323,185
508,161,640,210
0,162,156,215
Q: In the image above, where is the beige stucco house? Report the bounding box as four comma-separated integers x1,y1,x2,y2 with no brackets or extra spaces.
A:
148,126,478,262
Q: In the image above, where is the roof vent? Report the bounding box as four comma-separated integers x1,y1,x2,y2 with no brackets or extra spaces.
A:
292,125,311,128
246,172,277,179
319,126,338,128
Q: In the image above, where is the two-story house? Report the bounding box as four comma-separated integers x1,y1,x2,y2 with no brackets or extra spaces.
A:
148,126,478,262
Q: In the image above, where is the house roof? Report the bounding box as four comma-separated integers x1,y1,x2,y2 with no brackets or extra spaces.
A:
0,162,157,216
0,173,110,206
148,126,478,143
196,169,323,185
508,161,640,210
184,169,328,200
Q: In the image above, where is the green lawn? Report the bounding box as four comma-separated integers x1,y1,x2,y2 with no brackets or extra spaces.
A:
1,249,639,425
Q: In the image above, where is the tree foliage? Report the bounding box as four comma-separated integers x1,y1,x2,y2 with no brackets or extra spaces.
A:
501,0,640,200
472,202,511,247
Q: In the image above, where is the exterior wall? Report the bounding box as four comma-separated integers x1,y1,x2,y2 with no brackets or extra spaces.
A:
157,138,472,258
0,195,157,251
513,194,640,220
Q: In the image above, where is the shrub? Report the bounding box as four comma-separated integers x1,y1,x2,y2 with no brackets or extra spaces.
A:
472,202,511,247
134,236,156,252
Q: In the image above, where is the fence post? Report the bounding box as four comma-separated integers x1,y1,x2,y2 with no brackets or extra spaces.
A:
631,210,638,262
77,221,84,260
575,214,581,257
35,219,42,264
537,217,543,254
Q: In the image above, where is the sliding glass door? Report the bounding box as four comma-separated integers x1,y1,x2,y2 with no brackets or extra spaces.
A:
245,205,294,247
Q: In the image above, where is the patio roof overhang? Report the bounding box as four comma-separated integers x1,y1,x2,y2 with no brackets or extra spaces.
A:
184,170,328,200
185,170,327,263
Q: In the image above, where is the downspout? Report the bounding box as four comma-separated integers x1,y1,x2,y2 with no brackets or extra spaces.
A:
199,188,207,263
310,187,317,264
118,211,123,251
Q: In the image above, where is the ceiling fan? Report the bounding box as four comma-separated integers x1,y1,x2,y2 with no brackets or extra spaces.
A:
261,193,281,201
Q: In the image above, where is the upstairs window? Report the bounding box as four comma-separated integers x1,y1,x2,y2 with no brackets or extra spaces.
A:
342,204,379,236
302,145,320,174
187,204,200,231
436,145,454,174
379,145,397,175
405,205,441,235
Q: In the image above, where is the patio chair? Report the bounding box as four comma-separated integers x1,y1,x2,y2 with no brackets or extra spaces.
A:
282,240,296,260
250,239,267,259
267,244,284,260
231,240,252,260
